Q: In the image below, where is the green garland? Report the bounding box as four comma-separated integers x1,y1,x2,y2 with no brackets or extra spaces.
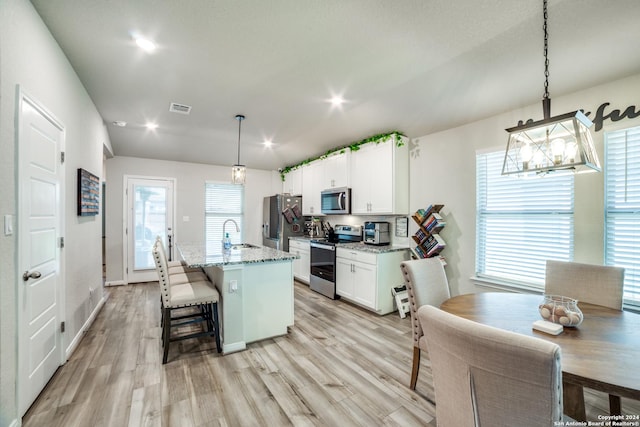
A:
279,130,405,181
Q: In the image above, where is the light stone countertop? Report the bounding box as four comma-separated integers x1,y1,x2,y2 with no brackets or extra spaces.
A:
177,242,297,268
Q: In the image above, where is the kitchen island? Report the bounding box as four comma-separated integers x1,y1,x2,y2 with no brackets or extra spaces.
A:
178,243,297,354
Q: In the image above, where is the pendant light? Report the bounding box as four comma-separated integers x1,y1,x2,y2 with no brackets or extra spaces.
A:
231,114,246,185
502,0,600,177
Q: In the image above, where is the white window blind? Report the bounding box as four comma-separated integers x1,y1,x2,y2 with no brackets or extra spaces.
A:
605,126,640,306
205,182,244,254
476,150,574,289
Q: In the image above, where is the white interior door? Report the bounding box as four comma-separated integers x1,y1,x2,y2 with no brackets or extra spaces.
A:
125,177,175,283
18,90,65,416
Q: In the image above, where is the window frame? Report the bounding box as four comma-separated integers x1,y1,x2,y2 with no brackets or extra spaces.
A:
604,125,640,308
475,149,575,291
204,181,244,254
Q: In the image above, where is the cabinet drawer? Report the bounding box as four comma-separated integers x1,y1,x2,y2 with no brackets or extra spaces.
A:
289,239,310,251
336,248,377,265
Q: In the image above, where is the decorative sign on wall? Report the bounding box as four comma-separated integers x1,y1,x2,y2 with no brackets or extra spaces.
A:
516,102,640,132
77,168,100,216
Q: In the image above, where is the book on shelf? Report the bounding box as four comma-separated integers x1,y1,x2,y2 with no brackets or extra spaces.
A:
424,212,446,233
426,234,446,256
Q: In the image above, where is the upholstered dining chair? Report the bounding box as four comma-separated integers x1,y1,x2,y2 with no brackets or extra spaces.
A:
152,239,221,363
155,236,203,275
545,259,625,416
399,257,451,390
418,305,564,427
545,260,625,310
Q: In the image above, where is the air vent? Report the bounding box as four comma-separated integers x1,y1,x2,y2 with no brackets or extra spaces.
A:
169,102,192,115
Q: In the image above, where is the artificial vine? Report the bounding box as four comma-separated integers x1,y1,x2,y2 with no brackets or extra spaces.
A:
279,130,406,181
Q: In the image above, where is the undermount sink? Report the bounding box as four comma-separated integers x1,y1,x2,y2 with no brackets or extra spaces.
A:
230,243,259,250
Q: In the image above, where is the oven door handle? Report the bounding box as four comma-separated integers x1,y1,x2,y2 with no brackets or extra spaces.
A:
310,242,335,251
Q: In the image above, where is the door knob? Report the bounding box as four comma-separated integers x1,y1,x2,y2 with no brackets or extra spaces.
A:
23,270,42,281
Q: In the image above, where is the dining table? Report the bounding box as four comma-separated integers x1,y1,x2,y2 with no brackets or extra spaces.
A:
440,292,640,422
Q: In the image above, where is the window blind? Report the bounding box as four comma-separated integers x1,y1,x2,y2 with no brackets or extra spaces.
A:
476,150,574,289
605,126,640,306
205,182,244,254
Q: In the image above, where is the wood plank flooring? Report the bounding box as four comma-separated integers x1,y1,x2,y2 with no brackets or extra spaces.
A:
23,281,640,426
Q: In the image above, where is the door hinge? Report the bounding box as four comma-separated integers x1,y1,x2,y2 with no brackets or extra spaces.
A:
60,321,65,333
60,151,65,164
59,237,64,248
126,267,128,274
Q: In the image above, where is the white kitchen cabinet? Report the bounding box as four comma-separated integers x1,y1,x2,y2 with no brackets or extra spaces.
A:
350,135,409,215
283,167,302,195
289,238,310,284
322,151,349,189
336,247,410,314
302,161,323,216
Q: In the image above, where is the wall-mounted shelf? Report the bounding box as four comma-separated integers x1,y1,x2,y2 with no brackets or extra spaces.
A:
411,204,446,258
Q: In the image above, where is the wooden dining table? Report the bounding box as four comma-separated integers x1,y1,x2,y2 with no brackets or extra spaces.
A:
440,292,640,421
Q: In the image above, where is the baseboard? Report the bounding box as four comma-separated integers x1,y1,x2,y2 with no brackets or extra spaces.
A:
104,280,125,287
8,418,20,427
222,341,246,354
65,294,107,359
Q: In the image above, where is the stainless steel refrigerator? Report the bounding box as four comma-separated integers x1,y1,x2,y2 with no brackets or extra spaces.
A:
262,194,304,252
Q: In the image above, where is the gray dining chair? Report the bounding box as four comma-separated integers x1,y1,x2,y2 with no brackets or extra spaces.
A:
399,257,451,390
418,305,564,426
545,259,626,416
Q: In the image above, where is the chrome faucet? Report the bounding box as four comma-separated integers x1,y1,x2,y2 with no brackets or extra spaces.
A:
223,219,240,240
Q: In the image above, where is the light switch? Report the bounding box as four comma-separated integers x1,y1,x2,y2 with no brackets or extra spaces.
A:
4,215,13,236
229,280,238,293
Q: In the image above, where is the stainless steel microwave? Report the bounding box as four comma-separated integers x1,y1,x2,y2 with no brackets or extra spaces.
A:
321,187,351,215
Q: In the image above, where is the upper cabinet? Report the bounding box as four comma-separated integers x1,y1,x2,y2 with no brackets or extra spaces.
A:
350,135,409,215
283,167,302,195
302,161,323,216
322,151,350,190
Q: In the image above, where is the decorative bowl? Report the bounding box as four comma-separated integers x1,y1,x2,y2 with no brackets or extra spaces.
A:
538,295,583,327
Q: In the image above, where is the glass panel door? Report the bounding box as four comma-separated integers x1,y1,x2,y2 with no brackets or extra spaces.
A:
126,177,174,283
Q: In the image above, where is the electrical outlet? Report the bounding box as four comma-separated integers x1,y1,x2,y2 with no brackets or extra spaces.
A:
229,280,238,293
89,287,94,302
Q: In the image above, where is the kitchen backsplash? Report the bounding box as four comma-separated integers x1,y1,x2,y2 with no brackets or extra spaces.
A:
307,214,412,247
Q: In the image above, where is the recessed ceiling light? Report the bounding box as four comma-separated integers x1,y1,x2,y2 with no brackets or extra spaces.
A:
330,96,345,107
112,121,127,127
263,139,273,147
145,122,158,130
134,35,156,53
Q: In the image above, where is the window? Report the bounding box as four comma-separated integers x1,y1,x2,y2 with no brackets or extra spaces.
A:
605,126,640,307
205,182,244,254
476,150,574,290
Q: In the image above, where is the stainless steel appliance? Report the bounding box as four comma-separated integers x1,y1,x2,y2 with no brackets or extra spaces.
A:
310,224,362,299
321,187,351,215
364,221,390,245
262,194,304,252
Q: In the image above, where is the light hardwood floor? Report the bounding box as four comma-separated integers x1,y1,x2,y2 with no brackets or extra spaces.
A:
23,281,639,426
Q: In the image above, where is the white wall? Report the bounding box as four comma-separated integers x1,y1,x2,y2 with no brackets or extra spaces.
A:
409,73,640,296
104,156,281,283
0,0,108,423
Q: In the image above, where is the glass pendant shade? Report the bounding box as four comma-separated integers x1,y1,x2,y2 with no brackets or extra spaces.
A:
502,110,601,177
231,114,246,185
231,164,246,184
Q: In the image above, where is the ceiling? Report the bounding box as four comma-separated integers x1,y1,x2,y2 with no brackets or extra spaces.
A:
31,0,640,172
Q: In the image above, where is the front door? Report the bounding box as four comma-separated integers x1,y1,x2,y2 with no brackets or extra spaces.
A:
125,177,175,283
17,90,65,416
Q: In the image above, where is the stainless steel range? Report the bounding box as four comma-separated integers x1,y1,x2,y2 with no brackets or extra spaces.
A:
309,225,362,299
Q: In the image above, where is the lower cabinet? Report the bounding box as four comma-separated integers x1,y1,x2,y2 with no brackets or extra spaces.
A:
289,239,310,284
336,247,410,314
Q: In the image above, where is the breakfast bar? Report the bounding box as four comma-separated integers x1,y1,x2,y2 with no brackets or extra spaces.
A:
178,242,297,354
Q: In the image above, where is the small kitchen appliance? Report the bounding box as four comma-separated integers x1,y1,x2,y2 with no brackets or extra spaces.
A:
363,221,390,245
